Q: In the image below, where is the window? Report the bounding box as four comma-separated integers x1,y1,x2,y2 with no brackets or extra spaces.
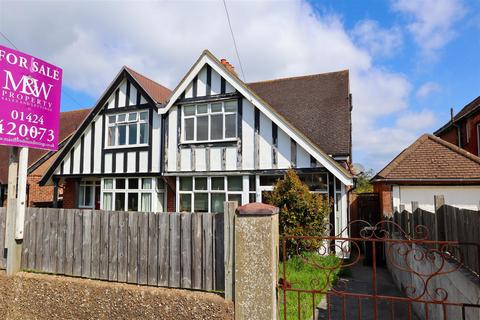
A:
101,177,163,212
299,173,328,194
183,100,237,142
107,111,149,147
78,181,99,208
178,176,244,213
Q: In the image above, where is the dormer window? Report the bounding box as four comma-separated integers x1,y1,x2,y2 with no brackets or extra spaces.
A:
182,100,237,142
107,111,149,147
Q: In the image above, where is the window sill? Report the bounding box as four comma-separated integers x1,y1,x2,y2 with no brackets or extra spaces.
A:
179,138,239,146
104,144,149,150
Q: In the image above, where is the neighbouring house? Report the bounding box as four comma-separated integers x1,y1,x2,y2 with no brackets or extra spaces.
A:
0,109,90,207
39,50,354,235
435,96,480,156
372,134,480,216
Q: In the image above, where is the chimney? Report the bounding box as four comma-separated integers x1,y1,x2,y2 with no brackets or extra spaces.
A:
220,58,237,76
450,107,454,122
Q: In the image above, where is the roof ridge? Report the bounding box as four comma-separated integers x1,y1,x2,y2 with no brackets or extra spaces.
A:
124,65,172,93
247,70,349,85
426,133,480,164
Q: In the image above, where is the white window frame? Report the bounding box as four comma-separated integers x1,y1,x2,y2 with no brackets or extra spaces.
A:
177,176,244,212
78,180,99,208
182,100,237,143
106,111,149,148
100,177,164,212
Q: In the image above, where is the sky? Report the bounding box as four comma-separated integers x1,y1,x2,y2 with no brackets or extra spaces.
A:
0,0,479,172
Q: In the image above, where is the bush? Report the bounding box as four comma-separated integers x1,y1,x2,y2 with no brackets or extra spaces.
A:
264,169,331,256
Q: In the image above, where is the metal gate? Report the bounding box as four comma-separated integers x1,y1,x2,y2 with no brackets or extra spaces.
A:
278,220,480,319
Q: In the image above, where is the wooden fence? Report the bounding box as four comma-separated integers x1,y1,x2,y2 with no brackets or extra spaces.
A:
0,207,225,291
392,204,480,275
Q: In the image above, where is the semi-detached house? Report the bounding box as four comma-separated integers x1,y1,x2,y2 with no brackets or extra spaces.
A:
40,50,354,236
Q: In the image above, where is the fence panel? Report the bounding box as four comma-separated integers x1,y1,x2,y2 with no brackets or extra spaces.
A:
393,204,480,274
0,208,225,292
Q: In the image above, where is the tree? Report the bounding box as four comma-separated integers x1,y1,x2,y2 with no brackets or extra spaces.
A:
355,169,375,193
264,168,331,256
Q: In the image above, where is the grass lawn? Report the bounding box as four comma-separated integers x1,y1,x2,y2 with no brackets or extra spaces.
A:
278,253,344,320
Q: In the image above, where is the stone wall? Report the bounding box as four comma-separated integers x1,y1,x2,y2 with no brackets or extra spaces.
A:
0,271,233,320
386,240,480,320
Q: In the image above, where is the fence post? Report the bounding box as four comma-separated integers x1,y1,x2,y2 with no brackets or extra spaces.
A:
224,201,238,302
411,202,418,237
234,203,279,320
434,195,444,243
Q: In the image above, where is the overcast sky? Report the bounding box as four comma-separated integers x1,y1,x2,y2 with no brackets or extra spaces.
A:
1,0,478,171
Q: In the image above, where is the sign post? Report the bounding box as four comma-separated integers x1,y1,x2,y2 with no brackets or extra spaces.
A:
0,45,62,274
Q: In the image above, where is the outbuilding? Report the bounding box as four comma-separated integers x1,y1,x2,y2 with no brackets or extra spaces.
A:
372,134,480,216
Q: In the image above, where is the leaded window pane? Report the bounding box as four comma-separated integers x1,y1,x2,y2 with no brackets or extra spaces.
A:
128,193,138,211
228,194,242,205
197,116,208,141
108,127,115,146
197,104,208,114
211,177,224,190
185,118,194,141
128,124,137,144
210,114,223,140
118,125,126,145
224,100,237,112
139,111,148,120
180,177,193,191
115,193,125,211
194,193,208,212
116,179,126,189
211,193,225,213
180,194,192,212
139,123,148,144
227,176,242,191
225,114,236,138
128,178,138,190
195,177,207,190
211,103,222,113
184,105,195,116
142,178,152,189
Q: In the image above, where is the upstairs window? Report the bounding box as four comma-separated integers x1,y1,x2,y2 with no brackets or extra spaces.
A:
107,111,149,147
183,100,237,142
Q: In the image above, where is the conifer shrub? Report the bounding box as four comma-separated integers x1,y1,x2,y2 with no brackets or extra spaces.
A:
264,168,331,256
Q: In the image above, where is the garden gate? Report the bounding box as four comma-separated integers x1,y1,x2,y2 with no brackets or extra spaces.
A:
279,220,480,320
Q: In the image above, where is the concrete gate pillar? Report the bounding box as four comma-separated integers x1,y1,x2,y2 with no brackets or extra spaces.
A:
234,203,279,320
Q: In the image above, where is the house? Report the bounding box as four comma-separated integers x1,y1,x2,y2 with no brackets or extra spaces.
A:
0,109,90,207
435,96,480,156
39,50,354,235
372,134,480,216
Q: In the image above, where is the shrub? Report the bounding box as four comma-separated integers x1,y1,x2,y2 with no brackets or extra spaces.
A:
264,168,331,256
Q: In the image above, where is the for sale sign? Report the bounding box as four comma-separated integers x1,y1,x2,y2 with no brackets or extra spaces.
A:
0,45,62,151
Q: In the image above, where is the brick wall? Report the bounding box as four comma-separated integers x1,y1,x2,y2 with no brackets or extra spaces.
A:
373,182,393,217
63,178,77,209
27,175,54,207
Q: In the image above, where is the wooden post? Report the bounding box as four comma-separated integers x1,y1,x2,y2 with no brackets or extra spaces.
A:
5,147,22,275
434,195,445,243
15,147,28,240
53,178,59,208
224,201,238,301
411,201,418,237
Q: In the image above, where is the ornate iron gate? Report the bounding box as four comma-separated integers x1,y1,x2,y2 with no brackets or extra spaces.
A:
278,220,480,319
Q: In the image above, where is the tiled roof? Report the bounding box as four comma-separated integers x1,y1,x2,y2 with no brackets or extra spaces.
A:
373,134,480,182
247,70,351,156
0,108,91,184
434,96,480,135
125,66,172,104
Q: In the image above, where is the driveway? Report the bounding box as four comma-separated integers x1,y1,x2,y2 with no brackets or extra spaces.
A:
316,258,419,320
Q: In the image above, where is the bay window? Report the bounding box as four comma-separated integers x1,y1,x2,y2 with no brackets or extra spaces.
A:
107,111,149,147
183,100,237,142
101,177,164,212
178,176,243,213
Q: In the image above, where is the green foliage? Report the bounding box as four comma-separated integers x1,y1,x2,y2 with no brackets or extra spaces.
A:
354,169,375,194
265,169,330,255
278,253,342,319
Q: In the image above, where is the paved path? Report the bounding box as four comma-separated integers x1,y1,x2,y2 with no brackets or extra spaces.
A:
316,259,419,320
